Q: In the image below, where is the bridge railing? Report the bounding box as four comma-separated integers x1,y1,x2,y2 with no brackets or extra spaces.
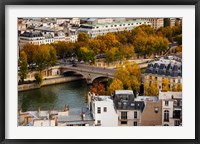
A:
60,66,115,77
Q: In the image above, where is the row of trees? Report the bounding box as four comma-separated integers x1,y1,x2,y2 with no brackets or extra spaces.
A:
144,78,182,96
23,24,181,67
19,44,57,82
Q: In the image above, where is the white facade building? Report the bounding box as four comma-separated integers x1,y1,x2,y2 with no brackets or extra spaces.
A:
88,93,118,126
78,20,151,38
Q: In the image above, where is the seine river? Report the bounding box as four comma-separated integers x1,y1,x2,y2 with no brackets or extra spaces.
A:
18,80,89,111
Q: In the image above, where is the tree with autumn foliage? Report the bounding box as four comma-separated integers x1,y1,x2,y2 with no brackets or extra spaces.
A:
89,82,107,95
105,47,119,64
114,62,141,94
77,32,90,43
172,83,182,92
22,43,38,64
18,51,28,83
118,44,135,61
32,44,57,72
162,78,170,91
108,78,123,95
144,80,159,96
51,41,75,59
77,47,95,63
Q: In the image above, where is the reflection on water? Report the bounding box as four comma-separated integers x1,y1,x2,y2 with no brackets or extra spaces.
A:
18,80,89,111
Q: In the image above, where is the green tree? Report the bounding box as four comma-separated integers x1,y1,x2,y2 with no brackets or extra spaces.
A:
47,45,57,67
175,34,182,45
118,44,135,61
78,32,90,43
18,51,28,83
34,73,43,86
51,41,74,59
33,44,57,72
105,47,119,64
164,18,170,27
77,47,95,63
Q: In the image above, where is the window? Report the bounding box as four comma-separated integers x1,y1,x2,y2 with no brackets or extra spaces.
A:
165,101,169,106
121,112,127,119
97,120,101,124
104,107,107,112
164,124,169,126
97,107,101,114
121,121,127,125
134,122,137,126
174,120,180,126
164,110,169,122
134,111,137,119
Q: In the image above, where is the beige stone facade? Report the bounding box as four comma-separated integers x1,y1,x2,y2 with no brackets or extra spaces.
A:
141,100,162,126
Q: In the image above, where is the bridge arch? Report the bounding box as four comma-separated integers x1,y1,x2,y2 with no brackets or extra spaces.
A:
91,75,114,84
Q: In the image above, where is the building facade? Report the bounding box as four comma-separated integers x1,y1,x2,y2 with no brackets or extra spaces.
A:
159,91,182,126
113,90,144,126
88,93,118,126
144,56,182,92
136,18,164,29
78,20,151,39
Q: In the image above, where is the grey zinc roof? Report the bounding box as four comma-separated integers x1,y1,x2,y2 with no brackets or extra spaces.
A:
20,31,43,37
145,58,182,77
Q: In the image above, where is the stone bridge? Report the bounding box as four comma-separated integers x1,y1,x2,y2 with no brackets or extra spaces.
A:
59,65,115,84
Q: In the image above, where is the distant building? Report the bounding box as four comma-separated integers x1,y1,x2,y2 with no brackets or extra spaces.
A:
78,20,151,39
159,91,182,126
170,18,176,27
19,31,45,49
88,93,118,126
113,90,145,126
136,18,164,29
144,56,182,91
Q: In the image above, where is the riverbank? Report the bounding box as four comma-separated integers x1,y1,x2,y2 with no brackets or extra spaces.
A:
18,76,84,92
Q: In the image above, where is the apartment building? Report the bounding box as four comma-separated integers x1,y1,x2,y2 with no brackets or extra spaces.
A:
113,90,145,126
78,20,151,38
136,18,164,29
159,91,182,126
88,93,118,126
144,56,182,91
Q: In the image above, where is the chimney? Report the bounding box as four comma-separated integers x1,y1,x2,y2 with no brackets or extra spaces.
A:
82,112,86,120
37,106,40,113
64,104,69,111
37,106,40,117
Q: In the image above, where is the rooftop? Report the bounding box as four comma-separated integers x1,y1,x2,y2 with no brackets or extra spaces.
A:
145,56,182,77
57,108,94,122
94,96,113,102
80,20,149,28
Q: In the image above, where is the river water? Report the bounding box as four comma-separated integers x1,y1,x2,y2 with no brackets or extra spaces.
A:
18,80,89,111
